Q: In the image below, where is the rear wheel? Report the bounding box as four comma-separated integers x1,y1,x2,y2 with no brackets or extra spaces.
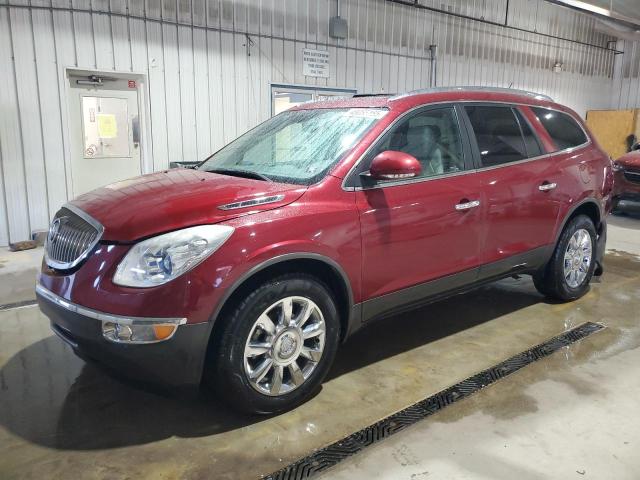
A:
533,215,597,301
205,273,340,414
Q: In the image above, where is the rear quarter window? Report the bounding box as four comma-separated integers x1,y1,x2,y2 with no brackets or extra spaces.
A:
531,107,588,151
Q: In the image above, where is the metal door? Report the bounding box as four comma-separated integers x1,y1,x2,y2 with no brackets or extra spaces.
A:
68,75,141,197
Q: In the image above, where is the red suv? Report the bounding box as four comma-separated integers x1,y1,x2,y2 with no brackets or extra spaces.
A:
612,149,640,212
37,88,612,414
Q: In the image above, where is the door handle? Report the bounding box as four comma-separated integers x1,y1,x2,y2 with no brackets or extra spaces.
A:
455,200,480,211
132,115,140,148
538,182,557,192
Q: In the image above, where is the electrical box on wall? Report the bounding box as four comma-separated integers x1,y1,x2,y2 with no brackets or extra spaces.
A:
329,16,348,39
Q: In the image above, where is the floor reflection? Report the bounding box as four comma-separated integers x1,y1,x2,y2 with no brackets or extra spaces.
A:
0,277,543,451
0,335,255,450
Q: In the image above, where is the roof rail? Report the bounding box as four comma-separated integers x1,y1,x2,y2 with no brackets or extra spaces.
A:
352,93,395,98
390,86,554,102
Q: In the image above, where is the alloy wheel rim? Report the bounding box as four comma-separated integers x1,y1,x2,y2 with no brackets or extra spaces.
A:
243,296,326,396
563,228,592,288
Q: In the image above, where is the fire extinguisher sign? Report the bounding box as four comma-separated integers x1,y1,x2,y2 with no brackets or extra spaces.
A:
128,80,136,89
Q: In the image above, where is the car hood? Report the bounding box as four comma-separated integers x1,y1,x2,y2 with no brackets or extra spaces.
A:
616,151,640,168
69,169,306,242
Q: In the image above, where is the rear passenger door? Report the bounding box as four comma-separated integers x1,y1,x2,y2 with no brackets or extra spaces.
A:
461,104,562,276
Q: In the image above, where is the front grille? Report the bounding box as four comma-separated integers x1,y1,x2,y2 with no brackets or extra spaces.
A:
624,169,640,184
45,206,103,270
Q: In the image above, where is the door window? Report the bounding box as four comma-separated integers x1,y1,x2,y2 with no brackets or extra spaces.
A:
465,106,528,167
514,108,543,158
531,107,588,151
366,107,466,180
81,96,131,158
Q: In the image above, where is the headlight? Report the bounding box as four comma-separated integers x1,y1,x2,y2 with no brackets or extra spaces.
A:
612,162,624,172
113,225,234,287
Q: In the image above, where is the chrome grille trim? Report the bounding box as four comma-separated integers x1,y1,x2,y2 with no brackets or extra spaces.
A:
44,204,104,270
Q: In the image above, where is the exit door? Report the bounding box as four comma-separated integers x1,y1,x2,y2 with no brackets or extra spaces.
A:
68,75,142,197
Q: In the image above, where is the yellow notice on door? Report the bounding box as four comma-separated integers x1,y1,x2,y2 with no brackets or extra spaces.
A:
96,114,118,138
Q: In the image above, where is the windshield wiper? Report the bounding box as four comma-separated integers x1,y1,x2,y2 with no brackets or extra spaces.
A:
204,168,272,182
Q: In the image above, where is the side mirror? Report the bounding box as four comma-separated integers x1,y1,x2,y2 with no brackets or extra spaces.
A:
366,150,422,181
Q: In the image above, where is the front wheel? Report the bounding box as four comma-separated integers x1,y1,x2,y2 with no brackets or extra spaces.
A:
205,273,340,414
533,214,597,301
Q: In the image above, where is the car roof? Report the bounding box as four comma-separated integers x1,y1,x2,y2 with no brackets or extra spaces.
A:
291,86,571,115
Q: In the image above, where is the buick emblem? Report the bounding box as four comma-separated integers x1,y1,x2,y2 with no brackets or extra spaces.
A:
48,217,63,245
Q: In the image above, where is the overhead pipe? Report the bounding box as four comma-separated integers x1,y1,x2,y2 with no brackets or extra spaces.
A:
386,0,623,54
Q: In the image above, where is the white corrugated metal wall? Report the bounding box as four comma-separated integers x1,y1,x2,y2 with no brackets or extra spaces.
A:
611,39,640,109
0,0,624,245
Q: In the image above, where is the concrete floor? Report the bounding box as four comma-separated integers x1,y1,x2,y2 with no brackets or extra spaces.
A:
0,246,42,307
0,215,639,479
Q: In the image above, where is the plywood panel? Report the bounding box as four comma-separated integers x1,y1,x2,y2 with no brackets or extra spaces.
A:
586,109,636,160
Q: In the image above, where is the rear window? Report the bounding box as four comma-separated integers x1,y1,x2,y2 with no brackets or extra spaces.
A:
531,107,588,151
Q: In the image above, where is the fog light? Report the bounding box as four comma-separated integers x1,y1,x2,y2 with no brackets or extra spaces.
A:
102,321,179,344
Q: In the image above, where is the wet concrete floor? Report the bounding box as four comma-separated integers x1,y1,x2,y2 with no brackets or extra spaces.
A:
1,250,639,479
323,252,640,479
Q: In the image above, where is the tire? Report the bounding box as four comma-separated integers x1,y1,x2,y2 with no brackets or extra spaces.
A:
533,214,597,302
204,273,340,415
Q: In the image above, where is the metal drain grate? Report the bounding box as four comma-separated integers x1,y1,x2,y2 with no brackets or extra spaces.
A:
265,321,605,480
0,299,38,312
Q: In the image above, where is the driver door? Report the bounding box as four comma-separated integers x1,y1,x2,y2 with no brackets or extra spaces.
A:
350,105,484,320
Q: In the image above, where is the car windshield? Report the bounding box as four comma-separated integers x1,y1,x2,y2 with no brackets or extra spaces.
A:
197,108,387,185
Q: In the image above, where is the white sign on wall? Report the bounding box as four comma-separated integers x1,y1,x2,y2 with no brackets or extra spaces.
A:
302,48,330,78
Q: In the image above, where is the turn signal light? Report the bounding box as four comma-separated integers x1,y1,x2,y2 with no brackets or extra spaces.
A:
153,324,177,340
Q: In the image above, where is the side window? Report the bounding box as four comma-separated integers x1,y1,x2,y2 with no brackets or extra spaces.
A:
514,109,543,158
531,107,588,151
464,106,528,167
367,107,465,179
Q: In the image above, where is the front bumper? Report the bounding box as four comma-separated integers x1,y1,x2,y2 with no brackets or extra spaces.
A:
36,284,211,388
613,193,640,213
